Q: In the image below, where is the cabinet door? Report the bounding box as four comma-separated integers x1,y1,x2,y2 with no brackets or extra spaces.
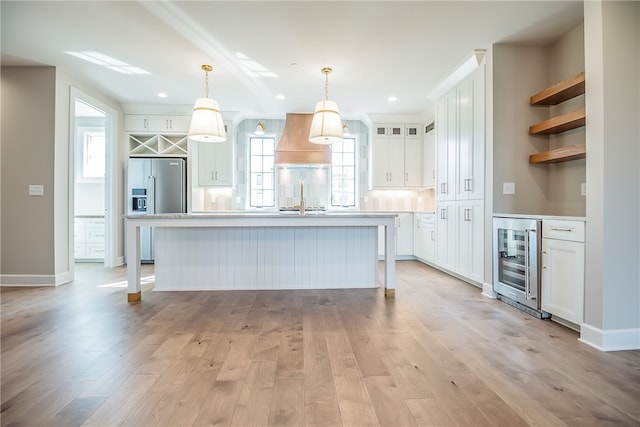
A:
396,213,414,256
423,220,436,263
455,200,484,283
435,202,456,270
404,138,423,186
423,130,436,187
149,115,191,133
413,214,423,259
124,115,151,132
371,138,391,187
456,66,485,200
197,141,234,186
371,138,404,187
436,90,457,201
541,238,585,324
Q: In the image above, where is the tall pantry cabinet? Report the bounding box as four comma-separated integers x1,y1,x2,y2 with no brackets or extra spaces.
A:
434,65,485,285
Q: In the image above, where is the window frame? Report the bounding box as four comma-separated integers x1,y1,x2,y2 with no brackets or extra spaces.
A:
246,134,276,209
330,135,358,209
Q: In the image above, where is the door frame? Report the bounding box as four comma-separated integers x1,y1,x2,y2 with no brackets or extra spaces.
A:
70,87,119,268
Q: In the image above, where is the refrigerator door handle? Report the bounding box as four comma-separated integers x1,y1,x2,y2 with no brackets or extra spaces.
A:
147,175,155,214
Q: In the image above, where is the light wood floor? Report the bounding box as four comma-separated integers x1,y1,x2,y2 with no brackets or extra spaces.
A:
1,261,639,427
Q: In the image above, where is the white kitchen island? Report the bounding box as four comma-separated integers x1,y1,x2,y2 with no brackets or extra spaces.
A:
125,212,397,302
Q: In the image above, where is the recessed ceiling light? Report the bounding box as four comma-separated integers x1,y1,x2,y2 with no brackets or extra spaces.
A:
157,93,168,98
388,96,397,102
275,94,285,100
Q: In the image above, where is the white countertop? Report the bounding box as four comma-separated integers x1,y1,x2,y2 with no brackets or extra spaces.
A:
127,211,398,220
494,213,586,221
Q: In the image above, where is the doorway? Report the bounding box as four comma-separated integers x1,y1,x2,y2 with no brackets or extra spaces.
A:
70,88,118,268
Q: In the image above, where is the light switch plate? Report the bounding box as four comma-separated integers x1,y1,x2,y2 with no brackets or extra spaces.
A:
29,184,44,196
503,182,515,195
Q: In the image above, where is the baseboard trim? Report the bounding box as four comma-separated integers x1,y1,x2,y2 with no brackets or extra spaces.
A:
579,323,640,351
1,270,73,287
482,282,497,299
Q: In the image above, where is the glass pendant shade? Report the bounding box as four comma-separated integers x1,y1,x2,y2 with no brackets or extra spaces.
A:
309,100,343,144
188,97,226,142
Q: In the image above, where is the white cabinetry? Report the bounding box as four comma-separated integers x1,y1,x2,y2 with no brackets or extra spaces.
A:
414,213,436,263
455,200,484,283
197,140,234,187
74,217,105,260
371,124,423,188
541,220,585,326
125,115,190,133
423,129,436,188
433,64,485,285
378,212,413,258
436,67,484,201
435,202,456,271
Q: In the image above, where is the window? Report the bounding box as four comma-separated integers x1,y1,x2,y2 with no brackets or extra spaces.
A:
331,136,356,207
83,131,106,178
248,136,275,207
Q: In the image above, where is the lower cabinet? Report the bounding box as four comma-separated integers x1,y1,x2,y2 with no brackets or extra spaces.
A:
74,217,105,260
434,200,484,284
414,213,436,263
541,220,585,325
378,212,414,258
455,200,484,283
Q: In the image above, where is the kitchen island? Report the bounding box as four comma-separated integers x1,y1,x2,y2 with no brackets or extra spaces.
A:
125,212,397,302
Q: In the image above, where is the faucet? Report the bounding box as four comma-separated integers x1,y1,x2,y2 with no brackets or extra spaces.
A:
294,180,305,215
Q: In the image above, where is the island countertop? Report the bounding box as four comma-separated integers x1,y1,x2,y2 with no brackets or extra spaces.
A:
125,212,397,302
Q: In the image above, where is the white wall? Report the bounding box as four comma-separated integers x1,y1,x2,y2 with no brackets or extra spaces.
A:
582,0,640,350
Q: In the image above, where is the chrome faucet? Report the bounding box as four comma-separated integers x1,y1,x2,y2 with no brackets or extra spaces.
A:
294,180,305,215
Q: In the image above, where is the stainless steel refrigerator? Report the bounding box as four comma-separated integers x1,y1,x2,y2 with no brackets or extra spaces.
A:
127,157,186,262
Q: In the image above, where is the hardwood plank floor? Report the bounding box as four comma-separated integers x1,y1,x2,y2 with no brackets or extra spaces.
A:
1,261,639,426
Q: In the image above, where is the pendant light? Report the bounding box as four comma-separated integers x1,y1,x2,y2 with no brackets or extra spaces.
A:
188,64,226,142
309,67,343,144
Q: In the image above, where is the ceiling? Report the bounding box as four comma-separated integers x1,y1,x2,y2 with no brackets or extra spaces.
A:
1,1,584,121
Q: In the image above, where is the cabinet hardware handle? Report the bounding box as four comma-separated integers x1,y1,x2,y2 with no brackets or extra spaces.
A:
465,178,472,191
431,230,435,240
144,118,148,129
550,227,573,232
440,208,447,220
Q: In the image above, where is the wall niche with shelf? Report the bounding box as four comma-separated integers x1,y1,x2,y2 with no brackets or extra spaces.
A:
528,71,586,164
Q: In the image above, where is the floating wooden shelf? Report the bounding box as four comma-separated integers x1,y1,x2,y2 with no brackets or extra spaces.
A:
530,71,585,105
529,144,586,164
529,108,586,135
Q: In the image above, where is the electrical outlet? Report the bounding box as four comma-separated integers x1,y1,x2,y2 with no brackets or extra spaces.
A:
29,184,44,196
503,182,515,195
581,183,586,196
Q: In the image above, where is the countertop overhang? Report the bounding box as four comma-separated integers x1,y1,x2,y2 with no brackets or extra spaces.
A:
125,212,398,228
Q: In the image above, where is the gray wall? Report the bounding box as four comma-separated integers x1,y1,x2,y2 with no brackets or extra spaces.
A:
1,67,56,276
1,66,124,283
492,25,586,217
492,44,550,215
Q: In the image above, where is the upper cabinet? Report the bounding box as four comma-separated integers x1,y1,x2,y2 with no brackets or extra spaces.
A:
422,125,436,188
528,71,586,164
125,114,191,133
371,123,423,188
436,65,485,201
125,114,192,157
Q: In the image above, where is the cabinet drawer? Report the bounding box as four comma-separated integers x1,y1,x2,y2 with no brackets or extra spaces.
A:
543,220,585,242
